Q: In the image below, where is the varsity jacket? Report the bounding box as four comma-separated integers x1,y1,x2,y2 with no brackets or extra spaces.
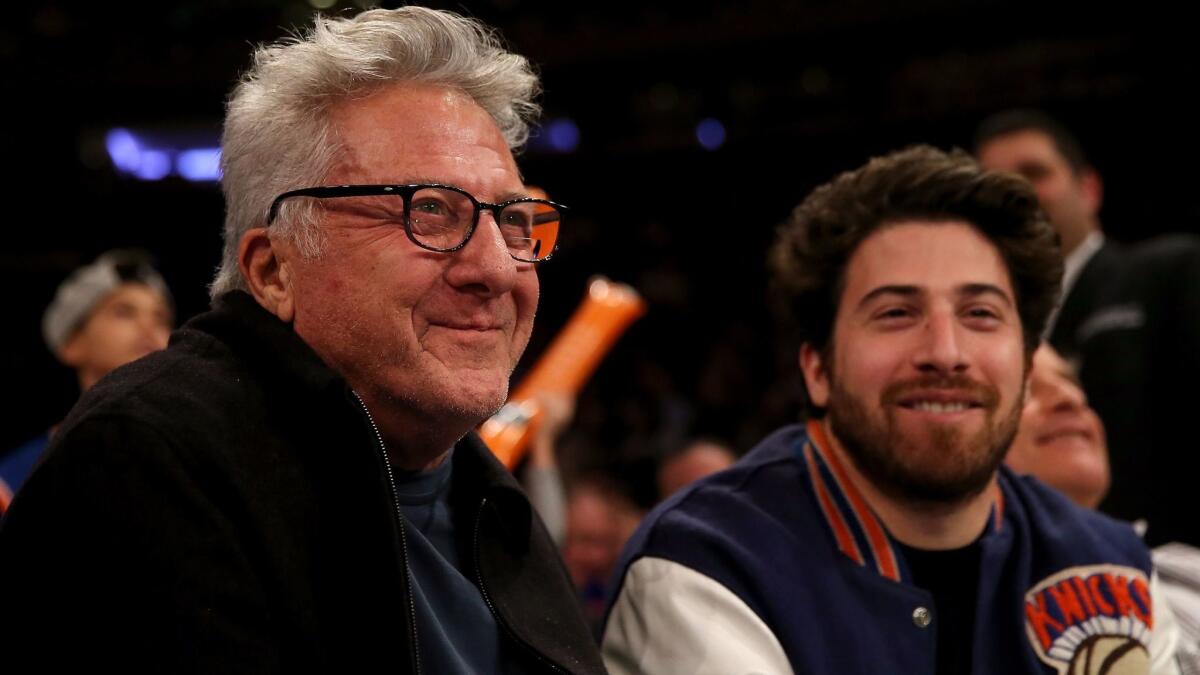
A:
603,421,1180,674
0,291,605,675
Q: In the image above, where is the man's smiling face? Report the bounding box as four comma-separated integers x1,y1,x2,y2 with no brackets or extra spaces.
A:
801,220,1028,503
283,83,539,434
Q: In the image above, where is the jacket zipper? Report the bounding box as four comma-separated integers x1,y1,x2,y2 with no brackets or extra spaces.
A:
473,496,569,674
352,391,422,675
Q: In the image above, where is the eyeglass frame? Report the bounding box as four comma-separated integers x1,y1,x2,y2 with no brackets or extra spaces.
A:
264,183,567,263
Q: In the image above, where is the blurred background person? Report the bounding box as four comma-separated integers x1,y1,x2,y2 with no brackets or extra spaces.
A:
977,110,1200,546
0,249,172,510
1005,343,1108,509
563,468,652,638
521,391,576,546
656,436,736,500
1007,342,1200,665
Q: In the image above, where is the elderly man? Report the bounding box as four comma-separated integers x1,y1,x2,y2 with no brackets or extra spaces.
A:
0,8,603,674
602,146,1180,674
976,110,1200,546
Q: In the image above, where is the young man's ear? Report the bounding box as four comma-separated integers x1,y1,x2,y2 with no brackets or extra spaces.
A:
238,228,295,322
800,343,830,408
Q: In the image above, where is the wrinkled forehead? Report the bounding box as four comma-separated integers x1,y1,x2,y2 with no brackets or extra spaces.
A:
326,83,521,189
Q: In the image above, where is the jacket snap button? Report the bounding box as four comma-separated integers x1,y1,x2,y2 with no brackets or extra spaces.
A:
912,606,932,628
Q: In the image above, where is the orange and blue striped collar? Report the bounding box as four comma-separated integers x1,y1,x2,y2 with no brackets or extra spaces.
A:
799,419,1004,584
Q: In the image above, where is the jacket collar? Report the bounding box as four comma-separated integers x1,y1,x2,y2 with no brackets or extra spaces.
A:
800,419,1005,584
185,291,344,398
451,433,533,546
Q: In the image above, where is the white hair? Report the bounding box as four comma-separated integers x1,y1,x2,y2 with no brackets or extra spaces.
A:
210,6,541,298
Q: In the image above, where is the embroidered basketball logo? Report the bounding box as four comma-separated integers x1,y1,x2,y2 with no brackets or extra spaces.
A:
1024,565,1153,674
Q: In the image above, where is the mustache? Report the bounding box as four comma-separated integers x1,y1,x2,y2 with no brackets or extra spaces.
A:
880,375,1000,408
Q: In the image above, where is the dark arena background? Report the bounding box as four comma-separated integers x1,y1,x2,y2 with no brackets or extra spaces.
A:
2,1,1195,480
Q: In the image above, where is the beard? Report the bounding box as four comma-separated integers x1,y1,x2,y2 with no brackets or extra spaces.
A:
826,373,1021,505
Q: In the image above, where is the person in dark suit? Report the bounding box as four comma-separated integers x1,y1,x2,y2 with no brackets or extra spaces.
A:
976,110,1200,546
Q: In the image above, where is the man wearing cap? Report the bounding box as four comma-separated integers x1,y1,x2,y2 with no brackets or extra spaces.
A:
0,7,603,674
0,250,172,509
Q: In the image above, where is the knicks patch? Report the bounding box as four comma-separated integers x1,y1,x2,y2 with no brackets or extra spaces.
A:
1024,565,1153,674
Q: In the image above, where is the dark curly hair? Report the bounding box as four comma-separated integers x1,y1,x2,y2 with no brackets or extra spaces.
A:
770,145,1062,414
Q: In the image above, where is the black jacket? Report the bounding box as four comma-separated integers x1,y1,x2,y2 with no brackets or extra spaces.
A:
0,291,605,674
1051,236,1200,546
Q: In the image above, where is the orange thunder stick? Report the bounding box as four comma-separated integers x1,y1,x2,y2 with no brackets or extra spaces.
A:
479,276,646,469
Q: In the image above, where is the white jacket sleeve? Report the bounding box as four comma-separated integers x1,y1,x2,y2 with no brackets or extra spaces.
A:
602,556,793,675
1150,570,1184,675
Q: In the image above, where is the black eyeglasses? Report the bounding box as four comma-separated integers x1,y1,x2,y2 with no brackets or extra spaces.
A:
266,184,565,263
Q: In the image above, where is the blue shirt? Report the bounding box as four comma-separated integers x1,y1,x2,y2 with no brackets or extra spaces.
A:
393,452,528,674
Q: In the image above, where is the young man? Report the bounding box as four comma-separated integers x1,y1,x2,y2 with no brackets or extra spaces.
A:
603,146,1180,674
0,250,172,509
1,8,603,673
